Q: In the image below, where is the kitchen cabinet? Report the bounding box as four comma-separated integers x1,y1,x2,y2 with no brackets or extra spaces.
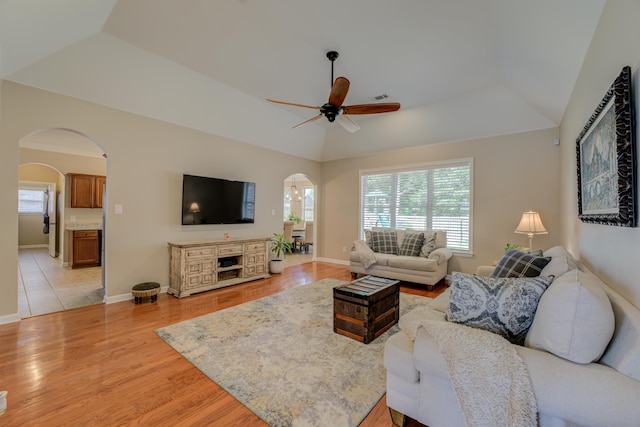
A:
72,230,100,268
68,173,106,208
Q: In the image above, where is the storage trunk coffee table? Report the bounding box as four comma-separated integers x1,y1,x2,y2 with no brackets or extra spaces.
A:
333,275,400,344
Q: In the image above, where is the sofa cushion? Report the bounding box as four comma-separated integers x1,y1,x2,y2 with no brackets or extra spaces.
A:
388,256,439,272
446,272,552,345
398,232,425,256
420,231,438,257
372,253,394,266
525,269,615,364
371,229,398,254
491,248,551,278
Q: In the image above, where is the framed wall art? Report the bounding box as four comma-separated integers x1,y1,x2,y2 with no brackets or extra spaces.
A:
576,65,636,227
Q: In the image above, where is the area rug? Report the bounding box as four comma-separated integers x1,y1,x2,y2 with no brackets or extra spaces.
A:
155,278,432,427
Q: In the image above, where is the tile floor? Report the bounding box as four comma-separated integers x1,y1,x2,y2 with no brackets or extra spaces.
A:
18,247,104,318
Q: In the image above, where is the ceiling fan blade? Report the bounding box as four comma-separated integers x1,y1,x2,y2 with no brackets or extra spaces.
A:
328,77,350,108
342,103,401,115
292,114,324,129
337,114,360,133
266,99,321,110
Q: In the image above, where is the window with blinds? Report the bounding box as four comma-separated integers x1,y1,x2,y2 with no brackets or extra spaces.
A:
18,184,47,214
360,159,472,252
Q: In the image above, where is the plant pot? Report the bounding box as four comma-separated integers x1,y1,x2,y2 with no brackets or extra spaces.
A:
269,259,285,274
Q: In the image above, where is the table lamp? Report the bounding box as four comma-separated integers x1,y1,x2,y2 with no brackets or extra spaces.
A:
514,211,547,250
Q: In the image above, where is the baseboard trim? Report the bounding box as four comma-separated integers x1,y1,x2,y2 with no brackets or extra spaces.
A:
105,286,169,305
0,313,22,325
315,257,349,266
18,244,49,249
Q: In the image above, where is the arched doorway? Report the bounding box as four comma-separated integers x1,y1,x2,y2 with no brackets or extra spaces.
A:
18,129,107,317
283,173,316,267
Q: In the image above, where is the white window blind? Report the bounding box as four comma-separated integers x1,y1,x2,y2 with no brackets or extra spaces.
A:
18,188,46,214
303,188,314,221
360,159,472,252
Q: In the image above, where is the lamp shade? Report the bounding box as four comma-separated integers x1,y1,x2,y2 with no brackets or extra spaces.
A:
514,211,547,235
188,202,200,213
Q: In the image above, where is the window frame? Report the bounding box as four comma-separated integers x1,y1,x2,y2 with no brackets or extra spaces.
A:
303,187,314,221
358,158,474,255
18,182,49,215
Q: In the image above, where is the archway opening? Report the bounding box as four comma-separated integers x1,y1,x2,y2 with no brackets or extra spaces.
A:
18,129,107,318
283,173,316,267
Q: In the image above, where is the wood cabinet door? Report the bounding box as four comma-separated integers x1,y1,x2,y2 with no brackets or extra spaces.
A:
73,232,99,266
70,174,94,208
94,176,106,208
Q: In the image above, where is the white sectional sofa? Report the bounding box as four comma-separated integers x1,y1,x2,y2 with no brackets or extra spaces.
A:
384,246,640,427
350,228,452,290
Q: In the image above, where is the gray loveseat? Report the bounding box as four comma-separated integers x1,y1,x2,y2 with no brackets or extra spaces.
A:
350,228,452,290
384,246,640,426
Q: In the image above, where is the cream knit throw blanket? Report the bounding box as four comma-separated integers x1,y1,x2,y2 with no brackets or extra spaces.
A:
399,306,537,427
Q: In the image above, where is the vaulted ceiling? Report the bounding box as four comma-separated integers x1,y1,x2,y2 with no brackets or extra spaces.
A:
1,0,606,161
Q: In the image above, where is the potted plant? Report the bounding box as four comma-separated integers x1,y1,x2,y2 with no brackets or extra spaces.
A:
286,212,302,224
269,232,293,274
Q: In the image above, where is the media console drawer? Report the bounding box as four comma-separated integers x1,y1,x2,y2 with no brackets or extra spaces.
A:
168,237,270,298
218,244,243,255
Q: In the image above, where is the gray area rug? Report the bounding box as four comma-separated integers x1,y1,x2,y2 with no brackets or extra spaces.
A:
155,278,431,427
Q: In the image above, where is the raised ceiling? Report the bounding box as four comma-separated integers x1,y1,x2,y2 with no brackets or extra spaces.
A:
1,0,606,161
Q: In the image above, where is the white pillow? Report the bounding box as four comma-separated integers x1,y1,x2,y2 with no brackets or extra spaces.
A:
543,246,579,271
540,256,570,278
525,269,615,364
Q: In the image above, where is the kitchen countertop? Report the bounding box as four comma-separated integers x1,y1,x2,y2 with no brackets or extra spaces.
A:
66,222,103,230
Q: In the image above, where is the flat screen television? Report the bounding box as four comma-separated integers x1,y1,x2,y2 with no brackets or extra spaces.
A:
181,174,255,225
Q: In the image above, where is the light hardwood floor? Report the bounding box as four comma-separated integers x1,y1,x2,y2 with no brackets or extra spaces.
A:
1,261,439,426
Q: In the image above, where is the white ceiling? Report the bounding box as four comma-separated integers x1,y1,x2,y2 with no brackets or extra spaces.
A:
1,0,606,161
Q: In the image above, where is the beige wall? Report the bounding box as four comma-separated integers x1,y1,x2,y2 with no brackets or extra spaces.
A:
559,0,640,307
319,128,561,274
1,81,321,317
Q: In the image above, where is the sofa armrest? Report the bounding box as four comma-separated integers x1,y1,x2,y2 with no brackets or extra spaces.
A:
517,345,640,426
475,265,494,276
429,247,453,264
351,240,365,252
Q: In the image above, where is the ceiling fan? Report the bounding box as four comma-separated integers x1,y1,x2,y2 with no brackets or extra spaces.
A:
267,51,401,133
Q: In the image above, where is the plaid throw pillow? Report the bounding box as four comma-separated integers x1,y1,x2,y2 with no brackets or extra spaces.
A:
398,232,424,256
491,249,551,278
371,230,398,254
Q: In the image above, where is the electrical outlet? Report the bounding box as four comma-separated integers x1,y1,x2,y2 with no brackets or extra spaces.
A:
70,215,77,221
342,246,347,253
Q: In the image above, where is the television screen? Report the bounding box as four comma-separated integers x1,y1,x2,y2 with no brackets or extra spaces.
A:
182,174,255,225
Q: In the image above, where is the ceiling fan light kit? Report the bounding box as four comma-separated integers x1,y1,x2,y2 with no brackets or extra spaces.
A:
267,50,400,133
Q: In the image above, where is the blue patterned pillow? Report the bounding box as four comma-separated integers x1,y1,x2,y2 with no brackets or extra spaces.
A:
371,230,398,254
445,272,553,345
491,248,551,278
398,232,424,256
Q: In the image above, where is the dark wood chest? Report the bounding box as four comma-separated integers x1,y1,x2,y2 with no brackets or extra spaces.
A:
333,276,400,344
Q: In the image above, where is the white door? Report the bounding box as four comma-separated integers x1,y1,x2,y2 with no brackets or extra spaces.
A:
47,183,56,257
